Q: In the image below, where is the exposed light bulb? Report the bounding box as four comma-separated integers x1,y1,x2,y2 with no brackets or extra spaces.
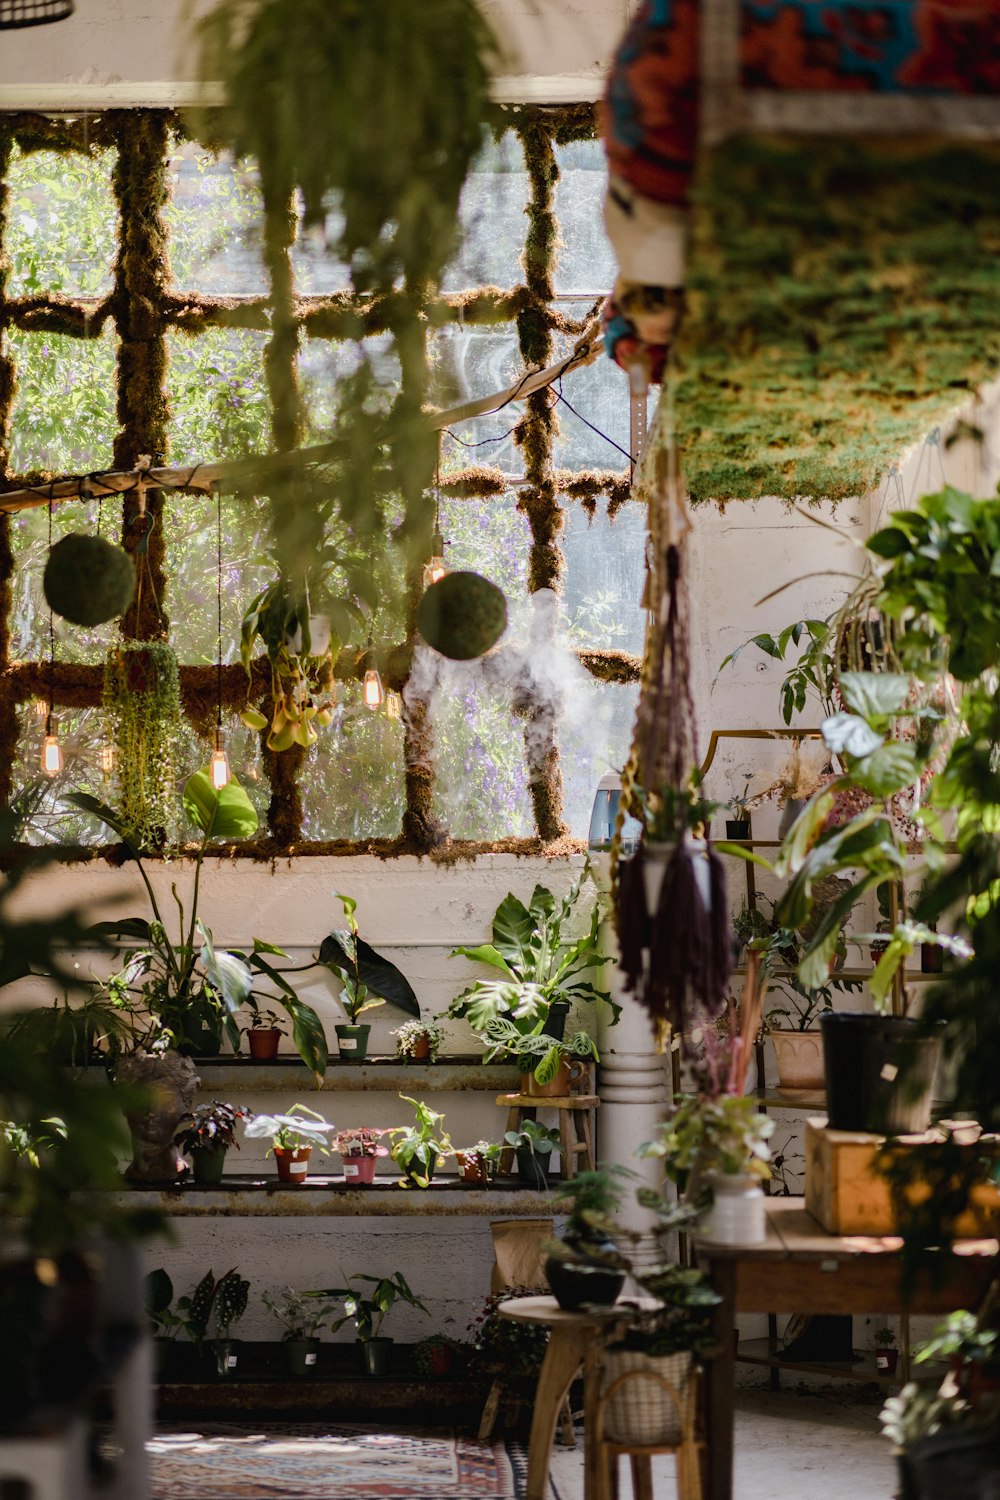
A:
101,741,115,778
423,534,448,588
210,726,230,789
363,668,384,711
33,698,49,719
41,716,62,778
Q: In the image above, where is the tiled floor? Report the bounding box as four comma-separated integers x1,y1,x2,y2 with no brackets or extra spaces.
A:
548,1383,896,1498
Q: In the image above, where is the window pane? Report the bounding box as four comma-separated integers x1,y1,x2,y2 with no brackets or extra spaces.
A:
560,679,640,839
7,327,117,474
437,494,530,603
10,496,123,663
290,205,352,295
166,142,267,295
163,492,274,666
192,710,272,828
553,138,616,295
562,503,645,656
434,322,524,475
431,673,533,839
167,326,271,465
300,335,400,442
13,704,113,846
301,694,405,840
550,304,634,470
6,146,115,298
442,131,528,294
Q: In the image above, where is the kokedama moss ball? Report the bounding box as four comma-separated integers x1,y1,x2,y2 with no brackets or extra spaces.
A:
417,571,508,660
44,533,137,626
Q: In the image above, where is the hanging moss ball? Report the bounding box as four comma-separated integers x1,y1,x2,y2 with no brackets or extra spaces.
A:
417,571,508,660
43,533,137,627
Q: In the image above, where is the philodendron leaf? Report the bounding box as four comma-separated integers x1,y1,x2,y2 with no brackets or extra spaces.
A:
821,712,884,760
851,742,919,799
838,672,912,719
197,921,253,1013
318,933,419,1017
183,771,259,841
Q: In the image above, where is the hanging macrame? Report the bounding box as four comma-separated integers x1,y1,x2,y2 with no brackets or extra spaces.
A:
616,415,731,1036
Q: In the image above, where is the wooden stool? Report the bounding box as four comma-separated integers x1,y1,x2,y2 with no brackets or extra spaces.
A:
497,1091,599,1180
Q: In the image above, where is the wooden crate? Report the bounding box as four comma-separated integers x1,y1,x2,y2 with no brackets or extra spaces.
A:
804,1117,1000,1237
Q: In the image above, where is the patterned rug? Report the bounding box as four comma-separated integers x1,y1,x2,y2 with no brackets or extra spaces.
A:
148,1422,557,1499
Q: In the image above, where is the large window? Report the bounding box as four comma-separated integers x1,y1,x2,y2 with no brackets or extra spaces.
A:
0,109,641,853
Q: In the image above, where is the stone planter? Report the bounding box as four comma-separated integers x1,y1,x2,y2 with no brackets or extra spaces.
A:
768,1028,825,1090
117,1051,200,1184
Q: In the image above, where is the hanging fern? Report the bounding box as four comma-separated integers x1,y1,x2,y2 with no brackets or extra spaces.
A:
103,641,184,851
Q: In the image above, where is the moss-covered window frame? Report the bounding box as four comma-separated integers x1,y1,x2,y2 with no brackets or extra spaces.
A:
0,105,640,860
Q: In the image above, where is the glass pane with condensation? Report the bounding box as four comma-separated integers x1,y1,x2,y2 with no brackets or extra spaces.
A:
166,326,271,466
12,705,114,846
553,137,616,296
441,129,528,294
7,327,117,475
560,678,640,839
301,695,406,841
429,670,533,839
6,145,116,298
437,492,529,605
549,303,635,471
163,490,274,667
9,493,126,664
433,321,524,476
290,201,352,295
166,141,267,295
300,335,401,442
562,502,646,657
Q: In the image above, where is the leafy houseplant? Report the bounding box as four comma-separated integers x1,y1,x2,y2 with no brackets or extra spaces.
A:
468,1288,549,1378
262,1285,339,1376
244,1103,335,1184
333,1126,388,1186
503,1120,561,1190
241,995,288,1061
320,892,420,1062
173,1100,253,1186
643,1094,774,1245
543,1167,631,1311
413,1333,463,1378
306,1271,429,1376
184,1267,250,1378
387,1095,451,1187
455,1139,501,1185
393,1019,443,1062
447,870,617,1043
103,639,185,851
483,1020,598,1097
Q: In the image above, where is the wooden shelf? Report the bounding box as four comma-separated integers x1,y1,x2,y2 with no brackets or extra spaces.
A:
113,1174,565,1217
735,1337,900,1385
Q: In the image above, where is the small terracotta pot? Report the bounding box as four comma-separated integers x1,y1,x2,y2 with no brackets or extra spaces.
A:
876,1348,899,1375
343,1155,378,1186
768,1028,825,1091
408,1034,432,1061
274,1146,312,1184
457,1152,487,1184
248,1028,281,1061
525,1058,586,1098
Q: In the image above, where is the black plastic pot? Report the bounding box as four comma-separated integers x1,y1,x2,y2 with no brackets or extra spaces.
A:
896,1429,1000,1500
820,1013,940,1134
360,1337,393,1375
335,1024,371,1061
515,1145,550,1190
545,1252,625,1312
190,1146,227,1186
285,1338,320,1376
546,1001,570,1041
725,818,751,841
209,1338,240,1378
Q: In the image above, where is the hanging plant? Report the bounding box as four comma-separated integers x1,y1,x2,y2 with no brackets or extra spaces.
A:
103,641,185,850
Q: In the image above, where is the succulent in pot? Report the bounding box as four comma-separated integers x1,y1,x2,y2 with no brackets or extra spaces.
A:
504,1120,561,1190
304,1271,428,1377
173,1100,253,1186
387,1095,451,1187
392,1018,443,1062
241,996,288,1061
544,1167,631,1310
262,1285,340,1376
484,1020,598,1097
334,1126,389,1185
244,1103,335,1184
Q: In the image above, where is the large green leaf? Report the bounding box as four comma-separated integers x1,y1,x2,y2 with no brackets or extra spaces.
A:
317,932,419,1016
838,672,912,719
449,942,513,976
796,873,880,990
490,892,539,975
197,922,253,1014
63,792,139,853
182,771,259,841
84,917,153,944
821,712,883,760
851,741,920,799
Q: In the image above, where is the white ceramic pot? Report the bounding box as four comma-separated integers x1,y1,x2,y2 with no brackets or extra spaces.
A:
643,837,713,921
698,1172,767,1245
600,1348,692,1446
769,1028,825,1090
285,614,331,658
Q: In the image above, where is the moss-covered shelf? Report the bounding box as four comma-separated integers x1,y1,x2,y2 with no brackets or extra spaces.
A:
114,1175,563,1217
187,1056,520,1092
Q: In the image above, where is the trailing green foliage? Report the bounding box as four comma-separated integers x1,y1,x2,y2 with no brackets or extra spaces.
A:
103,641,185,851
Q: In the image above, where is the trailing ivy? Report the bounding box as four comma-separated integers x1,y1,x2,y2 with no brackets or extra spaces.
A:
103,641,185,851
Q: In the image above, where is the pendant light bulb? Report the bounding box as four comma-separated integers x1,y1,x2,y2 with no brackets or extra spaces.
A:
423,532,448,589
101,741,115,778
363,668,384,712
41,715,62,778
210,726,230,790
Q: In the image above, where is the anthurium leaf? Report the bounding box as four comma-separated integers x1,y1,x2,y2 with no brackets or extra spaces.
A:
851,741,919,799
838,672,912,719
197,921,253,1013
183,771,259,841
821,712,884,760
317,933,419,1016
281,992,329,1082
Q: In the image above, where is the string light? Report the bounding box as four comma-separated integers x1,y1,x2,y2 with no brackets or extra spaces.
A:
41,500,62,777
210,487,230,788
363,662,385,712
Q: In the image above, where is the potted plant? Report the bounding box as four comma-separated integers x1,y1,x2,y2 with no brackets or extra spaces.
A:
725,781,752,840
143,1268,190,1380
503,1120,562,1190
446,867,618,1044
913,1311,1000,1406
320,892,420,1061
244,1103,335,1184
543,1167,630,1310
455,1139,501,1185
467,1288,550,1379
764,975,862,1092
262,1285,340,1376
875,1325,900,1376
643,1092,774,1246
601,1264,721,1447
173,1100,253,1186
334,1126,388,1186
387,1095,451,1187
241,996,288,1061
182,1267,250,1378
392,1019,443,1062
413,1332,463,1378
306,1271,429,1376
483,1020,598,1097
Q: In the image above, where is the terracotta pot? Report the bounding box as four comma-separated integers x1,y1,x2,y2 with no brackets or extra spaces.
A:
768,1028,825,1091
343,1155,378,1186
274,1146,312,1184
248,1028,281,1061
457,1152,487,1184
408,1034,432,1061
525,1058,586,1098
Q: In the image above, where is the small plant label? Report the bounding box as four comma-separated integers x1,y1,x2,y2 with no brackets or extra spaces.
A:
341,1038,357,1050
227,1355,238,1368
290,1160,308,1175
305,1353,317,1366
